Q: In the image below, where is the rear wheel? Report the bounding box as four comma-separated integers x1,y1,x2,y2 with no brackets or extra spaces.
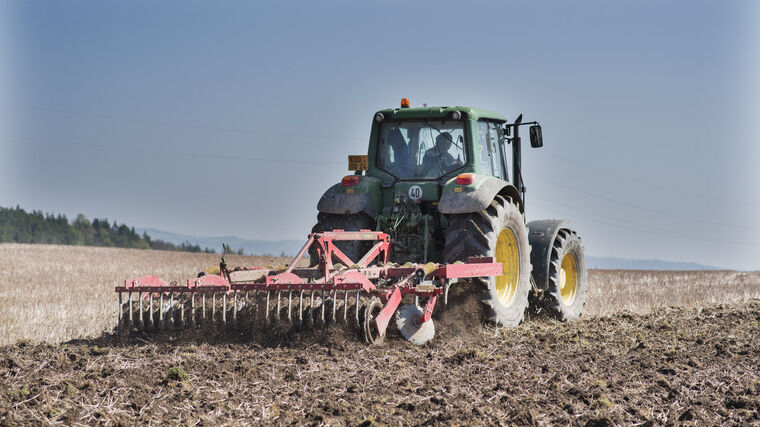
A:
309,212,375,266
538,229,587,320
443,195,532,327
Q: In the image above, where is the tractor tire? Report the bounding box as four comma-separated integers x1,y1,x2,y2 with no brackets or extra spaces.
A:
443,195,532,327
535,229,587,321
309,212,375,267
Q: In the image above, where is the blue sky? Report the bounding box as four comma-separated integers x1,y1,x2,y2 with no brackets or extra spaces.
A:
1,1,758,270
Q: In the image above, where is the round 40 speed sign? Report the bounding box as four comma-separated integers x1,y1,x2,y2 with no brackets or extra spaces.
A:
408,185,423,200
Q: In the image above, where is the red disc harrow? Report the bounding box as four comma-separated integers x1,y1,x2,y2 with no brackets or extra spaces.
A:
116,230,501,344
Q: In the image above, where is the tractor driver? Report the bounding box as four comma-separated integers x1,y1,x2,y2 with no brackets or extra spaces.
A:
422,132,462,177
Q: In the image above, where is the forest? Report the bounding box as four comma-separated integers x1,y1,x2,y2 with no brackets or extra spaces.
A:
0,205,215,253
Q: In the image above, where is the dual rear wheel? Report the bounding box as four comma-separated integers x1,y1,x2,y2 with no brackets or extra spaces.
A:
443,195,587,326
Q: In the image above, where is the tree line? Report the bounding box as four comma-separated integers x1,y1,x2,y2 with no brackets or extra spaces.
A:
0,205,216,253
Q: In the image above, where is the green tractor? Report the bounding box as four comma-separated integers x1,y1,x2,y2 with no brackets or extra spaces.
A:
312,99,587,327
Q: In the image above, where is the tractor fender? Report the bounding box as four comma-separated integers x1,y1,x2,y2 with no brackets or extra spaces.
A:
438,175,524,214
316,178,380,217
527,219,568,290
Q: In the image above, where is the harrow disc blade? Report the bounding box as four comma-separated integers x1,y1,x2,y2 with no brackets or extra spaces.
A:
395,304,435,345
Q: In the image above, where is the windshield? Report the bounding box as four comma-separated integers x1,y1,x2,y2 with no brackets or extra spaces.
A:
377,120,466,179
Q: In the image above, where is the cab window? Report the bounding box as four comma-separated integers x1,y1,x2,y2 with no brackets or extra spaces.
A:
478,121,504,179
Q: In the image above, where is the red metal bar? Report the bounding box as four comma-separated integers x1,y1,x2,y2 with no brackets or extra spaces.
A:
321,230,387,241
435,262,502,279
356,237,390,267
324,241,355,267
284,235,315,274
122,275,169,289
231,282,363,291
333,270,377,293
374,287,402,338
418,295,437,324
115,285,225,293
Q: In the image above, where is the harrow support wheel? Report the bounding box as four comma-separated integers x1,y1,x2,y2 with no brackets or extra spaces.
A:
443,195,532,327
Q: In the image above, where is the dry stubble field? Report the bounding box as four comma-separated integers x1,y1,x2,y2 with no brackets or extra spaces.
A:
1,243,759,425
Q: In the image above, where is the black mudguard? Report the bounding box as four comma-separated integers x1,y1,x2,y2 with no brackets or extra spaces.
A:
527,219,567,290
438,178,524,214
316,184,377,217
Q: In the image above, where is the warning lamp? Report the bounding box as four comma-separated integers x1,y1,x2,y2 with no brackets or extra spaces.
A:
400,98,410,108
456,173,474,185
341,175,361,187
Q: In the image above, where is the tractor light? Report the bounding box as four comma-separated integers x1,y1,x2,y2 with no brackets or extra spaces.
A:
341,175,361,187
400,98,410,108
449,110,461,120
456,173,474,185
374,113,384,123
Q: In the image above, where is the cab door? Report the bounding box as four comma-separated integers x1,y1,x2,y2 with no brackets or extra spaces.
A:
477,120,508,181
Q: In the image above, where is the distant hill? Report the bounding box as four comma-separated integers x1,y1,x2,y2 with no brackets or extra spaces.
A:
136,228,304,257
586,256,721,270
137,227,724,270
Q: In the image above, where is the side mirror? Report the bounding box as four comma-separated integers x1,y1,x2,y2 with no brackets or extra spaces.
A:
529,125,543,148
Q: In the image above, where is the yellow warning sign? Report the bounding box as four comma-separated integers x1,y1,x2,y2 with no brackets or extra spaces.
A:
348,155,369,171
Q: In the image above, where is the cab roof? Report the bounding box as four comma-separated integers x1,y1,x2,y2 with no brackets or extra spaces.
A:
375,106,508,123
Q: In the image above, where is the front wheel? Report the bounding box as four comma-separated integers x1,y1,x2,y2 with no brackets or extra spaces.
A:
443,195,532,327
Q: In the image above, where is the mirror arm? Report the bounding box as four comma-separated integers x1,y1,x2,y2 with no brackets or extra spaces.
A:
503,121,540,129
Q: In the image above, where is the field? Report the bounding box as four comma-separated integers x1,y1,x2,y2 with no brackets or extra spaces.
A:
1,243,759,425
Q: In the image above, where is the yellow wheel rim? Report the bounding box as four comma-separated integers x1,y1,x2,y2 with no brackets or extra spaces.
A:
494,228,520,305
559,253,578,305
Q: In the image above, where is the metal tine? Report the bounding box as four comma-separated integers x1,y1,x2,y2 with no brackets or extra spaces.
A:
118,292,123,327
127,292,133,327
354,289,360,328
265,291,270,324
212,293,216,323
320,289,326,325
159,293,165,331
137,292,144,330
343,290,349,323
254,290,259,318
331,289,337,324
299,290,304,328
179,293,185,328
167,292,175,330
308,290,314,328
276,291,282,322
190,292,196,328
222,293,227,325
147,293,154,330
288,291,293,324
232,290,238,325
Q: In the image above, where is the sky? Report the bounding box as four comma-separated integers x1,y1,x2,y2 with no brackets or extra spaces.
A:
1,1,758,270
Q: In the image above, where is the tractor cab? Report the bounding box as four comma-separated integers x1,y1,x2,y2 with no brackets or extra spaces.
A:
319,100,544,263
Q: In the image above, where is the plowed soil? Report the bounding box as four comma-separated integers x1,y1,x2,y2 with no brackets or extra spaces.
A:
2,302,759,425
